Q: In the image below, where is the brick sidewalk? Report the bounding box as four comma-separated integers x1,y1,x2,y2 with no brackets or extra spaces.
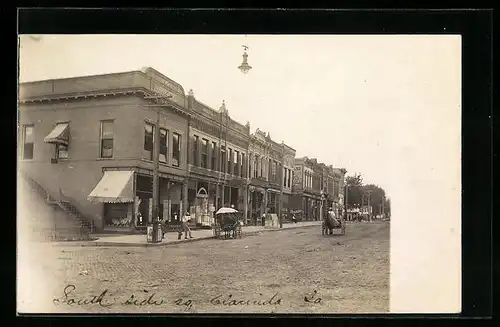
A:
50,221,322,248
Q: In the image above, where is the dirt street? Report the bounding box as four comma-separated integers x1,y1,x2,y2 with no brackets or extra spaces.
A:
17,221,389,314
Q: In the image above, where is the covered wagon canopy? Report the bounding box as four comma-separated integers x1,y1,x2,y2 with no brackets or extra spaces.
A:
215,207,238,215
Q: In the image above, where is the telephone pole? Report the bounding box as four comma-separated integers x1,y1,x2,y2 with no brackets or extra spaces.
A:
363,190,373,221
144,89,173,243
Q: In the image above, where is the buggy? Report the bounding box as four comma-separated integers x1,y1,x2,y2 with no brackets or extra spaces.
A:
322,210,346,236
213,207,243,239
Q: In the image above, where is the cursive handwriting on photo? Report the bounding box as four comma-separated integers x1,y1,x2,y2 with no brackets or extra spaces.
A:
52,285,323,310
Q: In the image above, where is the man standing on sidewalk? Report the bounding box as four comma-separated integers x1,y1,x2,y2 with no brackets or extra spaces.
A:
181,212,193,240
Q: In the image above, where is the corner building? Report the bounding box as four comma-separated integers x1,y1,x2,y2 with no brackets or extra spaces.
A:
18,67,191,231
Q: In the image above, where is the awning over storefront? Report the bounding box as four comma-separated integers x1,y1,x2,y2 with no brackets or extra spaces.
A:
266,188,281,194
87,170,134,203
44,123,69,145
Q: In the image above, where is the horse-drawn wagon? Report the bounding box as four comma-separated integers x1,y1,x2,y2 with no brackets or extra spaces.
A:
212,207,243,239
322,210,346,236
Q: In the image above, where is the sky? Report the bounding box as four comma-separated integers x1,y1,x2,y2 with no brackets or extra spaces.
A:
18,34,461,200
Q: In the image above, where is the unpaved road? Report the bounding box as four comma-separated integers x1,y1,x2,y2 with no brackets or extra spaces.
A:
17,221,389,314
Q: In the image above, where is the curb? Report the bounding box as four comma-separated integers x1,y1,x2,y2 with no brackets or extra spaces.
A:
51,223,322,248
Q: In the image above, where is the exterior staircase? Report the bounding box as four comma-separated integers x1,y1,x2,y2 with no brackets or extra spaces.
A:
18,171,94,241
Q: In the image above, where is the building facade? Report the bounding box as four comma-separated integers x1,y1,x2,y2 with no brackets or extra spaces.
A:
280,143,296,220
291,157,321,220
18,66,347,232
185,90,250,226
18,67,191,231
290,157,346,221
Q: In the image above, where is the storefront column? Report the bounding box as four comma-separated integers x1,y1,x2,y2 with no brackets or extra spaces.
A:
243,185,248,222
215,183,220,210
264,190,268,215
278,192,283,218
164,181,171,222
181,181,188,217
221,184,225,208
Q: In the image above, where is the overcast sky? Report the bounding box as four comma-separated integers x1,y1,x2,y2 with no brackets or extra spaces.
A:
18,34,461,200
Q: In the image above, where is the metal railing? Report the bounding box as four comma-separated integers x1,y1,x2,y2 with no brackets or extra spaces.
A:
19,171,94,238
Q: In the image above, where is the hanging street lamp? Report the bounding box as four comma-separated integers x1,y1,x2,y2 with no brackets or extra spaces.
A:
238,45,252,74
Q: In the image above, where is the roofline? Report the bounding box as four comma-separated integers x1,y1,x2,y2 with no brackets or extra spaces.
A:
19,70,144,85
20,67,187,96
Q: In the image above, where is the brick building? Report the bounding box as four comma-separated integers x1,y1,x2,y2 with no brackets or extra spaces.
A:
185,90,250,227
291,157,321,220
19,67,191,231
18,66,346,233
280,143,296,219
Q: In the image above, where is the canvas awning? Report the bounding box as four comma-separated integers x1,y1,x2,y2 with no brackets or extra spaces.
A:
87,170,134,203
44,123,69,145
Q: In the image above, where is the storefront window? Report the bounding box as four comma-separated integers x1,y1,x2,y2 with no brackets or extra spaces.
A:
233,150,239,176
211,142,217,170
104,203,132,227
201,138,208,168
159,128,168,163
143,122,154,161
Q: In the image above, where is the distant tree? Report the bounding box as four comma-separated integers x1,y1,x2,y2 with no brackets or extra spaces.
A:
345,173,364,208
360,184,387,215
346,173,363,187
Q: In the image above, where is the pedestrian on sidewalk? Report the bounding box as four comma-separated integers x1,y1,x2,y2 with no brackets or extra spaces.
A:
181,211,193,240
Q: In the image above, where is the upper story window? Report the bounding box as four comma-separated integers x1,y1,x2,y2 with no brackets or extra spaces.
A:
201,138,208,168
192,135,199,166
284,168,288,187
143,122,154,161
227,148,233,174
211,142,217,171
233,150,239,176
172,132,181,167
253,155,259,178
240,153,245,178
220,146,226,173
248,155,252,178
22,125,34,160
159,128,168,163
288,169,292,187
44,122,70,161
56,143,69,159
100,121,114,159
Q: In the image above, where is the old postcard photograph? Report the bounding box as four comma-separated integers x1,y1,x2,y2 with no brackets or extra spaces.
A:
17,34,461,314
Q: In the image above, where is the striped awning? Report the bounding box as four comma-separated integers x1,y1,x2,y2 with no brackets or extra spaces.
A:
87,170,134,203
44,123,69,145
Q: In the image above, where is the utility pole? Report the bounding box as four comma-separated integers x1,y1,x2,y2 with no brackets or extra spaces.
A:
344,184,348,221
144,89,172,243
382,196,385,218
365,190,373,222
